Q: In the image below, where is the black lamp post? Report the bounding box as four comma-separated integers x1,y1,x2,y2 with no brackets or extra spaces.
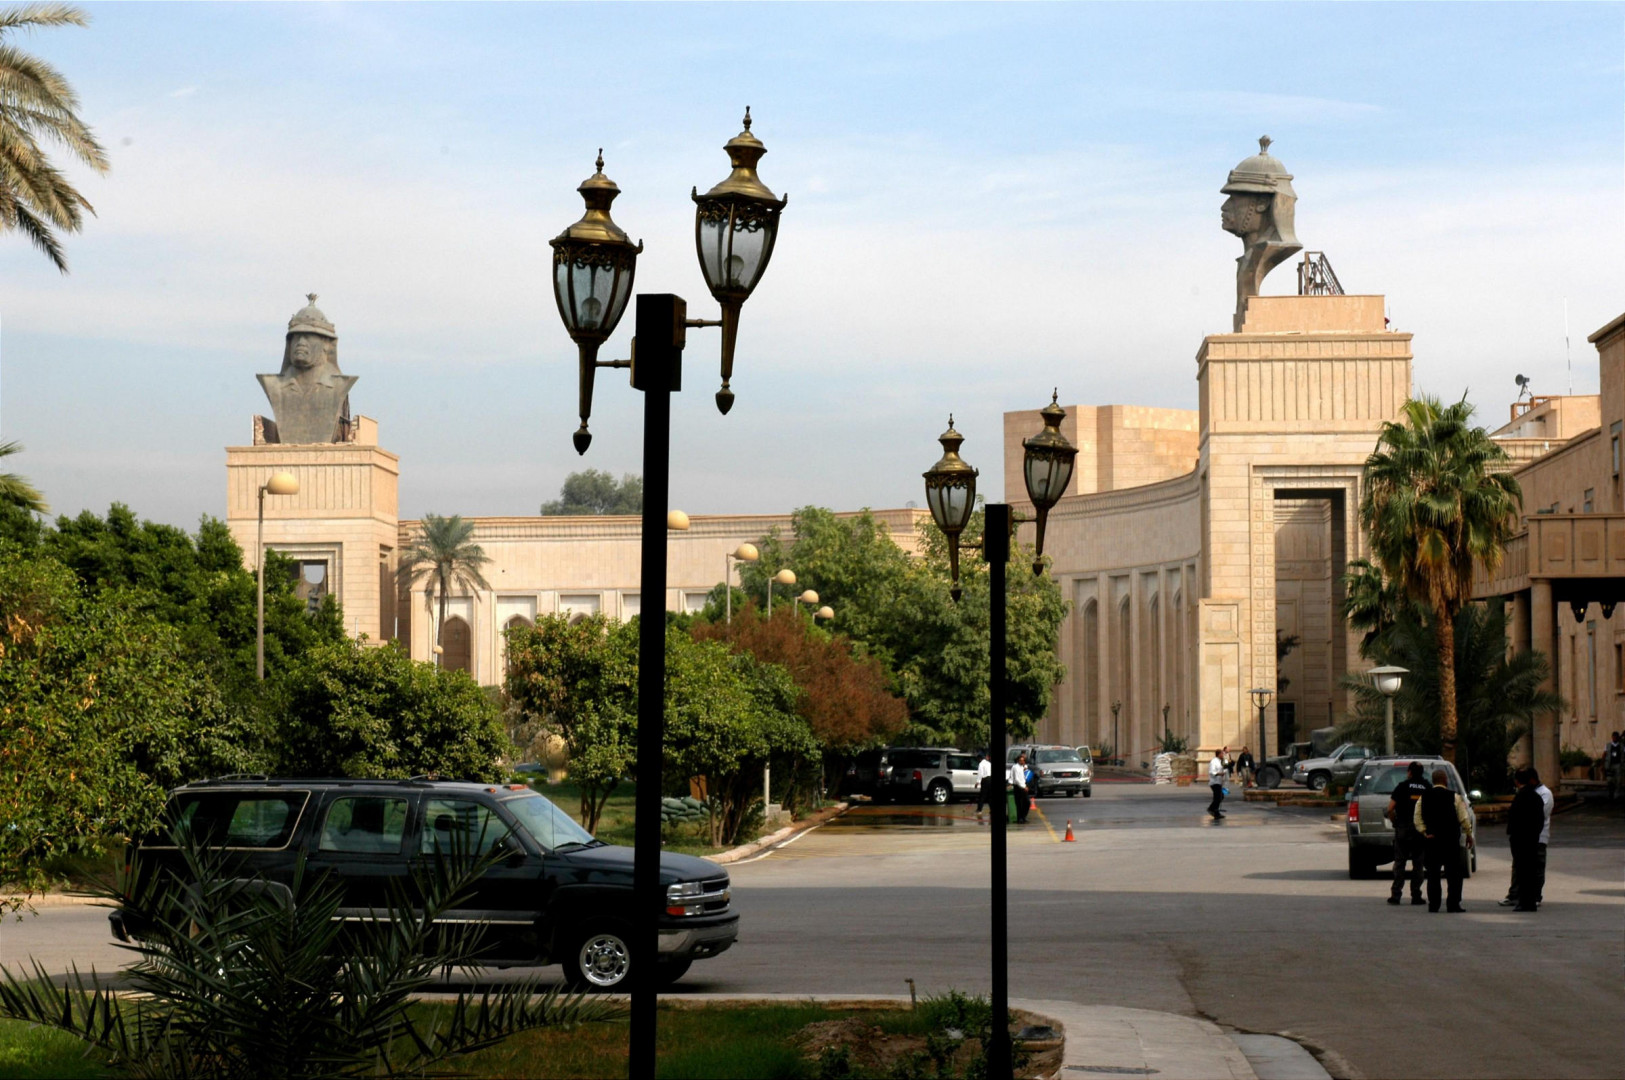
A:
549,110,785,1080
1249,687,1273,759
919,406,1068,1080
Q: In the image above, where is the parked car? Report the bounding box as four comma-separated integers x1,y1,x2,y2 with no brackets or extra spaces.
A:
1006,744,1092,797
1291,743,1376,791
110,777,736,990
1345,756,1479,879
841,747,898,800
885,747,981,804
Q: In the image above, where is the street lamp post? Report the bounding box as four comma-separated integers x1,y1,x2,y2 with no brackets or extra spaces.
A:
1111,700,1122,766
1367,666,1407,755
1249,687,1274,758
725,542,759,624
918,407,1070,1080
548,110,786,1080
765,567,796,616
256,471,299,681
793,588,819,616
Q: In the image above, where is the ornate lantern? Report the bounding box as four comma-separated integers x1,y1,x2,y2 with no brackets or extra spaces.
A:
692,107,788,414
550,151,642,454
1021,391,1078,574
923,416,979,601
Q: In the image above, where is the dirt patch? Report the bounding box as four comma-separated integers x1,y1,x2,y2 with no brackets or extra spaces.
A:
793,1007,1063,1079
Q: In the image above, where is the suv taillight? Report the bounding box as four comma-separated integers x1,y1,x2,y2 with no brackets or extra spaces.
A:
913,770,923,782
1347,800,1360,824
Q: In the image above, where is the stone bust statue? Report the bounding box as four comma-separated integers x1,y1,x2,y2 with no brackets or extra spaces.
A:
1221,136,1302,330
257,294,358,444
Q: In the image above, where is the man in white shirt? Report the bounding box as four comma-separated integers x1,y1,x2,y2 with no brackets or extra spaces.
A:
1009,753,1030,824
975,751,994,817
1208,747,1228,819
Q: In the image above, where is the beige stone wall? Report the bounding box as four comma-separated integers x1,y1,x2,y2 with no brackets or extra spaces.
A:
398,509,929,687
1004,404,1198,501
1019,294,1412,769
225,420,401,648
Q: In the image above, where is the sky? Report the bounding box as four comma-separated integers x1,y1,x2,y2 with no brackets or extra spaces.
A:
2,2,1622,528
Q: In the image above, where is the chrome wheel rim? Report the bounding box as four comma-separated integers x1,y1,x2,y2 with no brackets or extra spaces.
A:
579,933,630,987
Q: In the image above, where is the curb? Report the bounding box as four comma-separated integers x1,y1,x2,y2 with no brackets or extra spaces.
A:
709,802,849,864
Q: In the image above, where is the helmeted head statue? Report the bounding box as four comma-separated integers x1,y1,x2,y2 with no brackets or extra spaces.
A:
1221,136,1302,330
256,294,358,444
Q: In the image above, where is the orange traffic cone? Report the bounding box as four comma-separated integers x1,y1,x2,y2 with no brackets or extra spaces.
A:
1063,820,1076,842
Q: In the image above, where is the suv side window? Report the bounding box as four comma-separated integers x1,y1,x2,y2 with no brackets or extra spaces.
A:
319,796,410,855
421,798,510,856
948,753,978,770
164,792,309,850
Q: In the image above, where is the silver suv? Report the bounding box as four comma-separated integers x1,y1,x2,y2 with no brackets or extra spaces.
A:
1292,743,1375,791
1345,756,1478,879
1006,745,1093,798
885,748,982,804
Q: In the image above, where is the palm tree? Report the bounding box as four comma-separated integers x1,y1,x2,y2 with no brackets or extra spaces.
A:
0,4,109,272
0,440,46,513
1359,396,1522,764
396,513,491,667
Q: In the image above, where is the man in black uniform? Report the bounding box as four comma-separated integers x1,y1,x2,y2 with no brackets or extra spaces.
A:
1414,767,1473,913
1502,768,1546,912
1385,761,1431,906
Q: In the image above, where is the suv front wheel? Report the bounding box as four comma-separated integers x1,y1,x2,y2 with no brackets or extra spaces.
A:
565,923,634,991
1307,771,1331,793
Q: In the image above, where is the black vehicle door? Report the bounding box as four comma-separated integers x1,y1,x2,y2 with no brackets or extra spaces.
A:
415,796,545,963
304,792,416,921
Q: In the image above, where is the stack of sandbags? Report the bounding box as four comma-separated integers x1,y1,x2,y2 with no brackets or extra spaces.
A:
1171,753,1198,780
660,796,710,825
1151,752,1174,784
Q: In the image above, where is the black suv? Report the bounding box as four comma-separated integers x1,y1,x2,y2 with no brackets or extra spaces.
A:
110,777,737,990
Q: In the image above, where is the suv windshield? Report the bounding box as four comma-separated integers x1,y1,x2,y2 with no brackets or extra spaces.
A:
501,792,595,851
1036,749,1082,764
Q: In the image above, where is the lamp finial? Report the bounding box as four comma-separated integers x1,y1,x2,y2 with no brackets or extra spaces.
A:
742,106,752,132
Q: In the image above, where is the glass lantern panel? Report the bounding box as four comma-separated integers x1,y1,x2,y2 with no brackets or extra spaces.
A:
606,258,634,330
1025,451,1075,506
569,260,620,333
698,202,778,295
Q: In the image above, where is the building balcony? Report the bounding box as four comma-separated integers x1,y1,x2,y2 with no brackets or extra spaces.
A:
1476,513,1625,601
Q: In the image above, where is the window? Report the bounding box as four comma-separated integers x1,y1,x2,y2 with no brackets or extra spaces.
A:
1588,622,1598,719
1036,749,1083,764
1615,642,1623,694
1584,489,1595,513
319,796,409,854
1612,421,1621,476
948,754,979,771
889,749,943,770
162,793,309,849
502,793,593,851
421,799,510,856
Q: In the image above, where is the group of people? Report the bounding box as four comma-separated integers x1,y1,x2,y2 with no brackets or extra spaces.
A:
973,750,1033,824
1204,745,1258,816
1382,761,1553,914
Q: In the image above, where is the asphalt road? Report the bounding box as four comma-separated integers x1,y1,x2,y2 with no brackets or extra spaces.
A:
5,784,1621,1079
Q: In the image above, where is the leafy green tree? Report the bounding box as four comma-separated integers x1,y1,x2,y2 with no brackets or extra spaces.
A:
268,638,512,782
504,614,638,831
41,504,345,693
663,629,817,845
1338,603,1562,793
1360,396,1522,764
0,551,255,911
0,440,46,513
539,469,643,515
396,513,491,665
740,507,1066,748
0,4,109,271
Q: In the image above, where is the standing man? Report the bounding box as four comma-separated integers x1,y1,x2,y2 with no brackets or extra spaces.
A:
1009,752,1031,825
1235,746,1256,789
1604,732,1623,802
1413,768,1473,913
1386,761,1431,906
1208,747,1228,819
1500,768,1545,912
974,750,994,818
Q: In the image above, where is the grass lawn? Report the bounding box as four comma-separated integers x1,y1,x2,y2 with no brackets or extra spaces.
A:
0,1019,117,1079
527,779,727,857
445,1001,931,1080
0,1004,933,1080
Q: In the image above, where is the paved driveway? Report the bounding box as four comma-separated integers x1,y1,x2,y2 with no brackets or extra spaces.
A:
5,785,1621,1079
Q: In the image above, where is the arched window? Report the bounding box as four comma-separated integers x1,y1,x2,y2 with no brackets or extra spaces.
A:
1081,599,1099,745
441,616,472,673
502,615,534,675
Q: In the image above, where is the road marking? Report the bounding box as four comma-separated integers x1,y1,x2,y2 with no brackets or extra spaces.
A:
1031,803,1061,843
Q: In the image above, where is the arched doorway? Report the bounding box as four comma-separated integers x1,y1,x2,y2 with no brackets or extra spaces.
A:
441,616,472,673
502,614,533,675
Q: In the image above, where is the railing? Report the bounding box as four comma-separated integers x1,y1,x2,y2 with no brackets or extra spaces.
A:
1297,252,1344,296
1474,513,1625,596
